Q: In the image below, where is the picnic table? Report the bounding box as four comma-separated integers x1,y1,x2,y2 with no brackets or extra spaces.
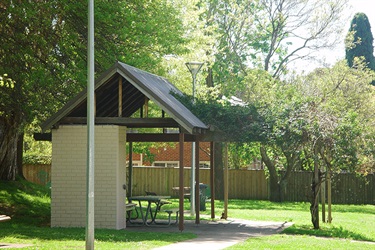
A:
129,195,171,226
172,186,191,200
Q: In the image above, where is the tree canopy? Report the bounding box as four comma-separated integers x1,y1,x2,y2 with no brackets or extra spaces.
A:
0,0,187,180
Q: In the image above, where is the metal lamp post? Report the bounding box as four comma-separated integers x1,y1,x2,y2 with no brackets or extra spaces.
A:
86,0,95,249
185,61,204,215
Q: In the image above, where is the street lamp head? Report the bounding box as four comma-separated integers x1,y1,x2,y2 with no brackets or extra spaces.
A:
185,61,204,78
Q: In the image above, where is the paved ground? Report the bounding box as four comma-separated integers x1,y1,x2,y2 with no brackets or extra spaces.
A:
126,218,293,250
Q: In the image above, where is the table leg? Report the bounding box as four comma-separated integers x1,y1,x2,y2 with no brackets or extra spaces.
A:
151,200,161,223
137,200,146,225
144,201,154,226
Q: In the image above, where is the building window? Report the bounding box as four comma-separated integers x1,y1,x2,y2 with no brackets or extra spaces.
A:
199,161,210,168
153,161,179,168
126,161,141,166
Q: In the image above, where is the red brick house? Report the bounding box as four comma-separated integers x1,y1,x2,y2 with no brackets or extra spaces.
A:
129,142,211,168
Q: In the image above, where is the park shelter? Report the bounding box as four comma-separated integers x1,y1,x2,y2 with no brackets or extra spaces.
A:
41,61,217,230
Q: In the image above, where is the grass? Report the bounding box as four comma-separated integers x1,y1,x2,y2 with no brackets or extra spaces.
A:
215,199,375,242
227,234,375,249
0,225,194,249
0,179,195,249
209,200,375,249
1,180,375,249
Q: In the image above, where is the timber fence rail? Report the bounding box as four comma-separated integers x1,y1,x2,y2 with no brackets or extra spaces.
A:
23,165,374,204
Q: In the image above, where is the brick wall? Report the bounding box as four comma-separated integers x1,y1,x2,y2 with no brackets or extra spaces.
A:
131,142,211,166
51,125,126,229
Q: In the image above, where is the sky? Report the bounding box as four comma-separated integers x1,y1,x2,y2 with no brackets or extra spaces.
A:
293,0,375,73
350,0,375,31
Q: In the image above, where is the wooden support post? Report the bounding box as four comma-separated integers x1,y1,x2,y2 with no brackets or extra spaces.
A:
128,142,133,198
223,142,228,220
179,132,185,231
144,97,149,117
94,93,97,117
210,142,215,219
118,77,122,117
195,140,200,224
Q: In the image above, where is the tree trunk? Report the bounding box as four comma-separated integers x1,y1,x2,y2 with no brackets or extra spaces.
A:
279,150,300,201
0,117,22,180
17,133,25,179
206,67,214,87
310,152,321,229
327,171,332,223
260,144,281,202
214,142,224,200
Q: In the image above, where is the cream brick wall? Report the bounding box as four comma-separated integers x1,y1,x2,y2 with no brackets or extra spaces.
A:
51,125,127,229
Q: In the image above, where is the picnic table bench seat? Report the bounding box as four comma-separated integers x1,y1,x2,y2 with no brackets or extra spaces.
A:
163,209,179,225
126,202,137,211
153,208,179,226
126,202,138,222
171,187,191,201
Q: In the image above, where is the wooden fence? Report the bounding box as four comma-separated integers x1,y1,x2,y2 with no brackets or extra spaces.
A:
131,167,269,200
22,165,374,204
23,164,51,186
281,171,375,204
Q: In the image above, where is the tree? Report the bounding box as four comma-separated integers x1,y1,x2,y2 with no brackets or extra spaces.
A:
0,0,186,180
296,60,375,228
241,70,309,202
254,0,349,77
345,12,375,71
195,0,349,201
179,58,375,229
201,0,349,80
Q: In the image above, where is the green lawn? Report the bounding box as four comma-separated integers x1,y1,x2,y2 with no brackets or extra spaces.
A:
0,179,195,249
210,200,375,249
1,179,375,249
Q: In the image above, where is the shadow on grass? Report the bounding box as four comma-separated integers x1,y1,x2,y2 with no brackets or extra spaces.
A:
283,224,374,242
0,180,51,226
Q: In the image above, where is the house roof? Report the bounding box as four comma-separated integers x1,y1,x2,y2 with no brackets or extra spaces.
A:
41,61,209,135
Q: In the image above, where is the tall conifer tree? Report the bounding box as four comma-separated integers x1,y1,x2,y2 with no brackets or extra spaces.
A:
345,12,375,71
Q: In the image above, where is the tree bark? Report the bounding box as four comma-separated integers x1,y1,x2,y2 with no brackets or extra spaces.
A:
310,148,321,229
17,133,25,179
327,171,332,223
0,116,22,180
260,144,281,202
279,150,300,201
214,142,224,200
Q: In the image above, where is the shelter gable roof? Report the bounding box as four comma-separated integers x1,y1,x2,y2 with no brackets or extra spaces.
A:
41,61,208,134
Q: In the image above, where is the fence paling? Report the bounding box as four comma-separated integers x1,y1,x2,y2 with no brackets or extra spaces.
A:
23,164,374,204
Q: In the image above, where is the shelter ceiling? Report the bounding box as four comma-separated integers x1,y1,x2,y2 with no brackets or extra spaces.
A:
41,62,209,135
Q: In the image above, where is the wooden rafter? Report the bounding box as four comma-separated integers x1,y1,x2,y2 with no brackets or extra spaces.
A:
59,117,179,128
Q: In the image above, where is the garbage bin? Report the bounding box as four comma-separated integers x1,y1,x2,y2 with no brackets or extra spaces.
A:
199,183,208,211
